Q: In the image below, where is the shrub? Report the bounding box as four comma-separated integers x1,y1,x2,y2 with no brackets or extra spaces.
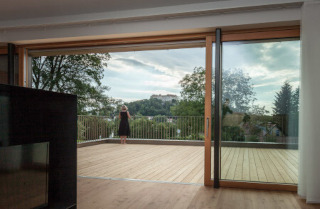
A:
265,135,277,143
246,135,259,142
222,126,245,141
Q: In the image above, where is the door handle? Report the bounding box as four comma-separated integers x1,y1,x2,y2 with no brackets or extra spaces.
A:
206,117,209,137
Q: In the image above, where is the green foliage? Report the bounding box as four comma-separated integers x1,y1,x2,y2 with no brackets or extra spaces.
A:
242,113,251,123
242,114,276,142
291,87,300,113
273,81,292,115
125,98,177,116
171,67,256,116
176,117,204,140
126,116,178,139
220,69,256,113
272,81,299,136
80,116,115,140
171,100,204,116
77,120,86,141
180,67,205,102
112,116,204,140
170,67,205,116
222,126,245,141
246,135,259,142
249,125,262,136
32,53,116,115
222,102,233,119
265,135,277,143
249,105,270,115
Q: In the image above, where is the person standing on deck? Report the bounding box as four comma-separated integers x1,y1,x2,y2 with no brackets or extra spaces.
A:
118,105,131,144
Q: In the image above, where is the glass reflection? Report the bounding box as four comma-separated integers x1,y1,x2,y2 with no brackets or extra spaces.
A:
220,40,300,184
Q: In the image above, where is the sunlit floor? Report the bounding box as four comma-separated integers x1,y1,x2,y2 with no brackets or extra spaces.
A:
77,143,298,184
77,178,318,209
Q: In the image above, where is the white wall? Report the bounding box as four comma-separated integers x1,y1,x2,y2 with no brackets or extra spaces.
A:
0,0,302,44
299,0,320,203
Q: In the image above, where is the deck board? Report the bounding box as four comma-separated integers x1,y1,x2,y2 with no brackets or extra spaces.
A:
77,144,299,184
248,148,259,182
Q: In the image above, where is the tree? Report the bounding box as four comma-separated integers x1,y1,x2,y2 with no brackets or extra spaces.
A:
273,81,300,137
290,87,300,113
171,67,256,116
170,100,204,116
250,105,270,115
125,98,177,116
220,69,256,113
179,67,205,102
273,80,292,115
290,87,300,137
32,54,114,115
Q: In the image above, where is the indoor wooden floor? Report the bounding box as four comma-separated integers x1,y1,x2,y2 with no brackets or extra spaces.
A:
77,177,320,209
77,143,298,184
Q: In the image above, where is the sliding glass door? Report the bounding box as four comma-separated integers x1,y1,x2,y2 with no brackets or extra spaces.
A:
220,39,300,184
205,29,300,188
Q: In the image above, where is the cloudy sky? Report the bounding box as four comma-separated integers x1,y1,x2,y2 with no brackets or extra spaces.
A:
102,39,300,113
102,48,205,102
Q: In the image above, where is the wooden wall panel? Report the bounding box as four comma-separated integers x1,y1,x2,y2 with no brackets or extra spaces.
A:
222,26,300,42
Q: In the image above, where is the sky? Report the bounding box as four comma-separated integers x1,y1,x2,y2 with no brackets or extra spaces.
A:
222,40,300,112
102,48,206,102
101,39,300,113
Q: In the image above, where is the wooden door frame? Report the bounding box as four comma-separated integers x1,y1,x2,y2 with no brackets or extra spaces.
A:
204,35,214,186
203,25,300,191
10,26,299,191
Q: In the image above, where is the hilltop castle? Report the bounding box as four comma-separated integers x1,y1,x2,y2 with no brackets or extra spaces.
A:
150,94,178,102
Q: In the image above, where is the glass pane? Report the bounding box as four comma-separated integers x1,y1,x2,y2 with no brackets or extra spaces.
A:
220,39,300,184
32,47,207,185
211,43,216,180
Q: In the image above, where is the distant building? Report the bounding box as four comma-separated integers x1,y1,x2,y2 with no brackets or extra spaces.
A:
150,94,178,102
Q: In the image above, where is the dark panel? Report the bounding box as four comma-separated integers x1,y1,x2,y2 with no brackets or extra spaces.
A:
214,28,222,188
8,44,15,85
0,84,77,209
0,143,49,209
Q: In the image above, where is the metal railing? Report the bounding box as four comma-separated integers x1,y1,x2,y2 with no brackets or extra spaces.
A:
77,114,298,144
77,115,205,143
222,113,299,144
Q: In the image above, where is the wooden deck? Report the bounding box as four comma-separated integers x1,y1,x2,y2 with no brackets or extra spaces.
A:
77,143,298,184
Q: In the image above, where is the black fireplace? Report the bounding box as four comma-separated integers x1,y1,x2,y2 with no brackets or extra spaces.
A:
0,84,77,209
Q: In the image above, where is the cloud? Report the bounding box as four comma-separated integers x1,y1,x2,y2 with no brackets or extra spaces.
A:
115,58,148,68
243,66,299,82
259,41,300,71
113,57,170,76
113,97,142,103
143,80,180,89
223,40,300,73
125,89,179,95
101,48,206,102
101,41,300,109
110,48,205,77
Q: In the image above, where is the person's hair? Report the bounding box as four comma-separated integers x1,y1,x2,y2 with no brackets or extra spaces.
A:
121,105,128,111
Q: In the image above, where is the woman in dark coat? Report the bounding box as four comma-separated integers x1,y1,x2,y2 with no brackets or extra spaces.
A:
118,105,131,144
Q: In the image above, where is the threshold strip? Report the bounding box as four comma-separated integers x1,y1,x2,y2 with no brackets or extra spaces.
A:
78,175,203,186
